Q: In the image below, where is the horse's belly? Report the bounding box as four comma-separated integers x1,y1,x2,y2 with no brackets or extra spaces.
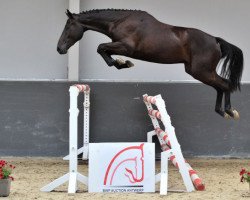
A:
134,47,185,64
133,35,187,64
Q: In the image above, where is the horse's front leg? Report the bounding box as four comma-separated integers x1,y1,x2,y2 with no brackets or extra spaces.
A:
97,42,134,69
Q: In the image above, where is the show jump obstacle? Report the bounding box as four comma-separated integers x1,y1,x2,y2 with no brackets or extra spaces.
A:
41,84,204,195
40,84,90,193
143,94,205,195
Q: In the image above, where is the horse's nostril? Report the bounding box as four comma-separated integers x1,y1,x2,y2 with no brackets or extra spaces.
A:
57,47,61,52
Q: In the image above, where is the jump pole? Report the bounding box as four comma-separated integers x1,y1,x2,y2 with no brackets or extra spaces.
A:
154,128,205,191
40,84,89,193
143,94,203,195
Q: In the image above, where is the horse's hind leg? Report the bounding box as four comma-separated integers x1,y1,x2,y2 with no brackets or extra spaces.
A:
201,73,239,119
206,74,233,118
187,60,239,119
215,77,240,119
215,88,225,117
97,42,134,69
185,62,225,117
224,91,240,119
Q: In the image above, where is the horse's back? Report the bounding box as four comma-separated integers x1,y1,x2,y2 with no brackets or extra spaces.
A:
110,11,221,65
111,11,160,40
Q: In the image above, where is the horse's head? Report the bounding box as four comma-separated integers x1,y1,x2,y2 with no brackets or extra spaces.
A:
57,10,85,54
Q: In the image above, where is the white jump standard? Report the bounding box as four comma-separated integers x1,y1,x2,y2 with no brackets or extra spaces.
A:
63,84,90,161
143,94,205,195
40,84,90,193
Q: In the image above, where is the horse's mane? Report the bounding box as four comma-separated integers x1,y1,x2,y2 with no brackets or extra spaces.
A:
80,9,142,15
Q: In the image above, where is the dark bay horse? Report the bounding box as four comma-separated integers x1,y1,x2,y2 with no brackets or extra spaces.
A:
57,9,244,120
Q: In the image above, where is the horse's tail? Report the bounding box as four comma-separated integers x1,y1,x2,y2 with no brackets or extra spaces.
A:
216,37,244,92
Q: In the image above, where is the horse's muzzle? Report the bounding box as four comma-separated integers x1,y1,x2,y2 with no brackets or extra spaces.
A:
57,46,67,54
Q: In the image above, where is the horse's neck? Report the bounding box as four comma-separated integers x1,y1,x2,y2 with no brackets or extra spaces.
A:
77,11,130,36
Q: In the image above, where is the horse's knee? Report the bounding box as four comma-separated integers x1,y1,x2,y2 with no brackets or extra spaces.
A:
97,44,104,54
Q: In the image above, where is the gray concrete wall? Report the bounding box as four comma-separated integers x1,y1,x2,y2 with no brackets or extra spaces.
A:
0,81,249,157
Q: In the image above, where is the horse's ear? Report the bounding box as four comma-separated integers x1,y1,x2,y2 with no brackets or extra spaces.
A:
66,9,74,19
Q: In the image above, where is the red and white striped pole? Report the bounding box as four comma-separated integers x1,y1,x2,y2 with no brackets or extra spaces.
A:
143,95,157,105
155,128,205,191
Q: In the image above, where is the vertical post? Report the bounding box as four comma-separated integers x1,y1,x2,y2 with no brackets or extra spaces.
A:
68,0,80,81
68,86,79,193
82,90,90,160
160,150,169,195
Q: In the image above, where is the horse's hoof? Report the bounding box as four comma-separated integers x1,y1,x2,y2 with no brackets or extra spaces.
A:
224,113,231,119
116,58,134,68
116,58,125,65
232,110,240,120
126,60,134,68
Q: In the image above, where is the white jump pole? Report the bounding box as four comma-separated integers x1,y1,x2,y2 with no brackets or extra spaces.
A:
41,85,89,193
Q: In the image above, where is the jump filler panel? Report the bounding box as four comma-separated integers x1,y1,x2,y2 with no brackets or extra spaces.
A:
88,143,155,193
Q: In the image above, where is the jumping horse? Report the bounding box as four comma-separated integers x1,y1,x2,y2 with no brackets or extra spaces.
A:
57,9,244,120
